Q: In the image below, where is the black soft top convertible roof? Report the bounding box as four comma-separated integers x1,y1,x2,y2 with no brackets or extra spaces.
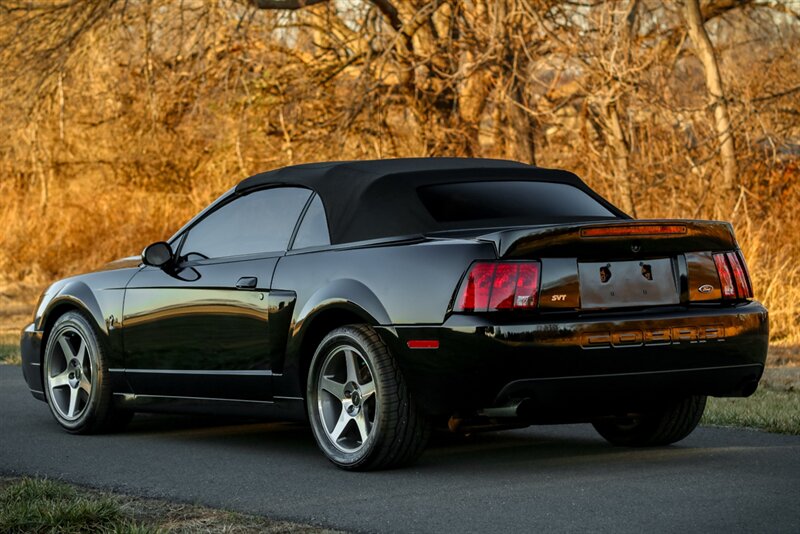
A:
235,158,623,245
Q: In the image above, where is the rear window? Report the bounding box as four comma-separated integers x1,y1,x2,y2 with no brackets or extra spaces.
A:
418,181,616,225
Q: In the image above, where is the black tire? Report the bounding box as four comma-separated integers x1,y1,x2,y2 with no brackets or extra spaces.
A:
306,324,431,470
592,395,707,447
42,310,134,434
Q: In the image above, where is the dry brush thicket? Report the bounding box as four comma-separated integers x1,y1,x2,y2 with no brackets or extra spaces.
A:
0,1,798,342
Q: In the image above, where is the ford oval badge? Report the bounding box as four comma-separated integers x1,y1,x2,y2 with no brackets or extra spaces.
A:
698,284,713,294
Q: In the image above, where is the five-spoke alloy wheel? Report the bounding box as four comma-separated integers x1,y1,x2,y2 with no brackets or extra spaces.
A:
46,326,94,421
307,325,430,470
316,345,377,453
43,311,133,433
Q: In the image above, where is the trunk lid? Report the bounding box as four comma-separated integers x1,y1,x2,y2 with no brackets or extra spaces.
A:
475,220,737,310
479,219,736,259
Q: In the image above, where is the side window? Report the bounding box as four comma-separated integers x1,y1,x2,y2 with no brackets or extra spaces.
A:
181,187,312,259
292,195,330,249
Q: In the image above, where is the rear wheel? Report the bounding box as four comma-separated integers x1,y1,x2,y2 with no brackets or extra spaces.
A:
307,325,430,470
43,311,133,434
592,395,707,447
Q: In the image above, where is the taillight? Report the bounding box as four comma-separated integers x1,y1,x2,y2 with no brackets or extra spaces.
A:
727,251,753,298
454,261,540,312
713,251,753,300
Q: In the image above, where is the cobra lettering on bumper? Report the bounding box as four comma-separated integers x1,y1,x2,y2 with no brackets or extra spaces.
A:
581,324,725,349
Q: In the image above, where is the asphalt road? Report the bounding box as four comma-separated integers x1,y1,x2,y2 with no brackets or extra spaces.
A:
1,366,798,533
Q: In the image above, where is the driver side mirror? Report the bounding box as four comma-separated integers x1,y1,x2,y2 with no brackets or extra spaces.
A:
142,241,174,268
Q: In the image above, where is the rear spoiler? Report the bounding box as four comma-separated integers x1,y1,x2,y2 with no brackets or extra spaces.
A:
477,220,738,259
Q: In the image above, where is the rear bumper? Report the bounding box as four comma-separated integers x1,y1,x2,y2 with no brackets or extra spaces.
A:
380,301,769,416
20,323,45,401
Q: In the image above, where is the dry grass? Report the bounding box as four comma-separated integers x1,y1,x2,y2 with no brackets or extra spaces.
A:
0,182,203,287
732,194,800,345
767,345,800,368
0,333,21,365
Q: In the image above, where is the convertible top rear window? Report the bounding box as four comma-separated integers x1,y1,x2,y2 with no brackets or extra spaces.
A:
418,181,616,225
233,159,626,243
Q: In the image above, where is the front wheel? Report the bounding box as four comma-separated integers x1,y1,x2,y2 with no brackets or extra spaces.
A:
43,311,133,434
307,325,430,470
592,395,707,447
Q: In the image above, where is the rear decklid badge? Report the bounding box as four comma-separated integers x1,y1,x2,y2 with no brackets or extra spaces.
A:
698,284,714,294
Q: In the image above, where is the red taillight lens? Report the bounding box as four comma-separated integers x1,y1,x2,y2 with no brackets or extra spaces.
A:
454,261,540,312
726,251,753,298
736,251,754,296
456,262,496,311
713,251,753,300
713,253,736,298
489,263,519,310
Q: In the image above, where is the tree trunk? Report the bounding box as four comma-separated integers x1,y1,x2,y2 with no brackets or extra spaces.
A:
604,101,637,216
457,51,493,156
684,0,738,192
504,80,536,165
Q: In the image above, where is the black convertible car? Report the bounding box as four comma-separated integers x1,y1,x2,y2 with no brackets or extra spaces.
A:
21,158,768,470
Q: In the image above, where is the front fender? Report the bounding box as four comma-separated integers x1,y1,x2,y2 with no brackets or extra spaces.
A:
41,281,107,336
37,277,128,370
24,281,112,396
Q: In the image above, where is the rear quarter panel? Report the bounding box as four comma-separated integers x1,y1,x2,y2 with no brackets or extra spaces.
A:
274,239,495,326
271,239,495,395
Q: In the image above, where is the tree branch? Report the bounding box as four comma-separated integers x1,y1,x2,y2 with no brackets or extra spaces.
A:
701,0,753,21
369,0,402,32
250,0,327,9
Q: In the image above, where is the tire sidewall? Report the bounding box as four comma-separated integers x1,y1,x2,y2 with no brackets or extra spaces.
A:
593,413,660,446
306,328,384,468
43,312,106,432
593,395,706,447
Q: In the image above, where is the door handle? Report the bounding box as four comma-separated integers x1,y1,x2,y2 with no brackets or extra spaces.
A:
235,277,258,289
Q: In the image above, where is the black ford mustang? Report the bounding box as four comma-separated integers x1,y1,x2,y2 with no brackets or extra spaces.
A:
21,158,768,470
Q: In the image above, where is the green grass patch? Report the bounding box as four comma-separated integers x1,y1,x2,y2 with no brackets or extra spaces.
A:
0,477,341,533
0,333,20,365
0,478,157,533
703,386,800,435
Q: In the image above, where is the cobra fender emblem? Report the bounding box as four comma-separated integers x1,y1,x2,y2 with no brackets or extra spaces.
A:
698,284,714,294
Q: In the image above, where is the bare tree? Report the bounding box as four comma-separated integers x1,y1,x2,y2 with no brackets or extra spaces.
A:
684,0,739,192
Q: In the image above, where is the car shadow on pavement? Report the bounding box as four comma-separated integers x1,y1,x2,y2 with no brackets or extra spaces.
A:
116,413,712,473
124,413,278,434
419,426,757,476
